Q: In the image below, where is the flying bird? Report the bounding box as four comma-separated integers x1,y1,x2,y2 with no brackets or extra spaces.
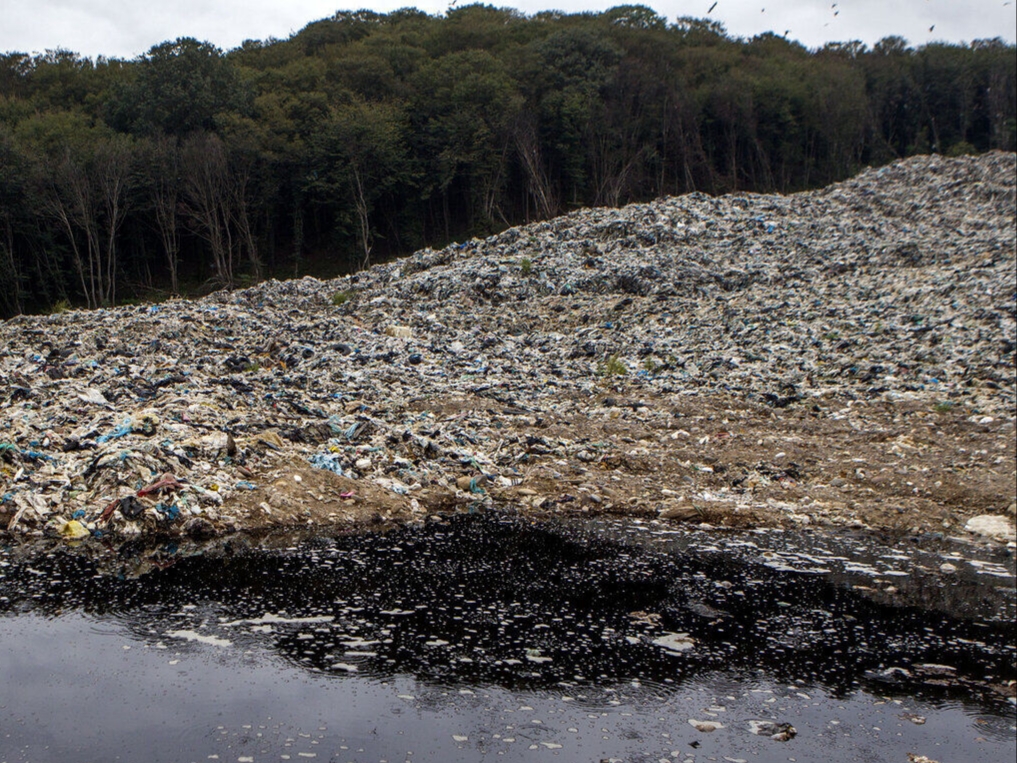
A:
929,24,935,32
708,2,718,13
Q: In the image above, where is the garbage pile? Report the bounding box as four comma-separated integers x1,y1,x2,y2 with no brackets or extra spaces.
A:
1,152,1014,541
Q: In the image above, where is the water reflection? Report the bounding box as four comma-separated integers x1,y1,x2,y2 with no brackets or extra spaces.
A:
2,514,1013,717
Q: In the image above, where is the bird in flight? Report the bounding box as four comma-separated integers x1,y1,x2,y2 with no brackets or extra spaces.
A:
708,1,718,12
929,24,935,32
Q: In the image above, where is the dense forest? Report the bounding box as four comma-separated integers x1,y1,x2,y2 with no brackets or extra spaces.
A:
0,4,1014,317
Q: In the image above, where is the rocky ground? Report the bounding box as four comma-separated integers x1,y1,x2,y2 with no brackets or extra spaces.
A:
1,152,1014,548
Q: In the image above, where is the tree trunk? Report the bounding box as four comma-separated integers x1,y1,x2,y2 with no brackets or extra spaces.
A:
95,138,133,306
151,136,181,295
514,121,557,220
181,133,234,287
350,163,372,270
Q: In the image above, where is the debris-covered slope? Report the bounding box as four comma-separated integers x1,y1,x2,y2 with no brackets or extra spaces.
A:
1,152,1014,542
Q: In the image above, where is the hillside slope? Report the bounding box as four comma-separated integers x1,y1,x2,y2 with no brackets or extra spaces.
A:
1,152,1014,542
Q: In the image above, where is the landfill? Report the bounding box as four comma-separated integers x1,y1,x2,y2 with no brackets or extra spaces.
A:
1,151,1014,545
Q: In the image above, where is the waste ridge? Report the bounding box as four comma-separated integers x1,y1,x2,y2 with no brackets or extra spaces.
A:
2,151,1014,545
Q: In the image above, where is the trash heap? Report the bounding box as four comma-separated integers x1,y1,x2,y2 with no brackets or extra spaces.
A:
1,152,1014,541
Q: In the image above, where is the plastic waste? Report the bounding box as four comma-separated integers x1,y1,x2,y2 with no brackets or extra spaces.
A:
0,152,1012,542
59,519,90,539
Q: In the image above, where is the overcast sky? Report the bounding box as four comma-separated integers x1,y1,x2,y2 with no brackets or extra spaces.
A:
2,0,1014,59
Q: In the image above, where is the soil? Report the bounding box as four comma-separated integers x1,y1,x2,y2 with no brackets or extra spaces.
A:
225,388,1016,540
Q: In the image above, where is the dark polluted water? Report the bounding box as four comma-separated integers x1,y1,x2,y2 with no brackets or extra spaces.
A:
1,515,1014,763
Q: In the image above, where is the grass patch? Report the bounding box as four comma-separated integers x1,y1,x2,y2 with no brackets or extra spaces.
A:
599,355,628,377
332,290,354,306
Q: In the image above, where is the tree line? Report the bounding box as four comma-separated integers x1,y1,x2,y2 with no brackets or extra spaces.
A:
0,4,1014,317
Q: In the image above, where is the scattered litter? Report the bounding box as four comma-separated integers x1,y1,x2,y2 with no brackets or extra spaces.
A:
653,632,696,653
965,515,1016,542
748,720,797,741
688,719,724,732
166,630,233,648
0,153,1013,541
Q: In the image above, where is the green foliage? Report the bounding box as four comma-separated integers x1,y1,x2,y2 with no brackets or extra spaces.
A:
934,401,955,413
599,355,628,377
307,100,415,267
946,140,977,156
331,289,353,306
107,38,248,136
409,49,521,228
0,6,1012,318
519,257,532,275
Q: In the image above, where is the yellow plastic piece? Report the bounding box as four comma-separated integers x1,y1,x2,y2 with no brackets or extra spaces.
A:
60,519,90,540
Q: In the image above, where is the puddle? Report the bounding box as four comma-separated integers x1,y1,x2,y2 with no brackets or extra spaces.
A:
1,514,1014,762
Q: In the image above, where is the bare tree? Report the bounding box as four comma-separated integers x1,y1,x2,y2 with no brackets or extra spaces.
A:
44,150,101,308
37,137,134,308
181,132,235,287
94,136,134,306
0,216,20,316
514,118,558,221
148,135,182,294
227,149,262,280
349,161,373,270
180,132,262,288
